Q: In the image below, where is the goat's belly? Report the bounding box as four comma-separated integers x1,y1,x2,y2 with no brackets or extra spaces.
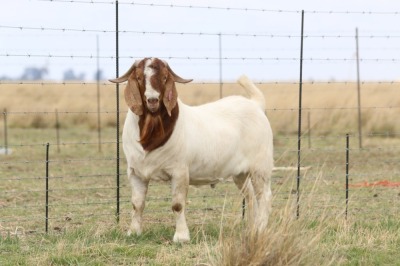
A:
188,158,247,186
188,176,226,186
189,156,249,179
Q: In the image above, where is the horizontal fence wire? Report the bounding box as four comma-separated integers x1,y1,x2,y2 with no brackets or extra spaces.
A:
2,107,400,114
2,53,400,62
3,25,400,39
2,80,400,85
36,0,400,15
0,130,399,157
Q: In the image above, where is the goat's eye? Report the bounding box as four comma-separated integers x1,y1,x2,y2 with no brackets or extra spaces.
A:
163,76,167,82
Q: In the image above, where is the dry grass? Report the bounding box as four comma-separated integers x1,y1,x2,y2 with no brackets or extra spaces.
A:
207,174,331,266
1,82,399,135
210,207,327,266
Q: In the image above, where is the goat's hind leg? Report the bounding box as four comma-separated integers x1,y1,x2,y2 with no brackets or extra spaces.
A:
128,168,149,236
251,171,272,228
233,173,258,224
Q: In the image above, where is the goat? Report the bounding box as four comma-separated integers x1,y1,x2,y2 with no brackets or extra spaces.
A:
110,57,273,243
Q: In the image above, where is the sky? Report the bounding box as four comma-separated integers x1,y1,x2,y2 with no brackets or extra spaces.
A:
1,0,400,82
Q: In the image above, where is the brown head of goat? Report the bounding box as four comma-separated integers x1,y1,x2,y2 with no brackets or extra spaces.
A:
110,58,192,151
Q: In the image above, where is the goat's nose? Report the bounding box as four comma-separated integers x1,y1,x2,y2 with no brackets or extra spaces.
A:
147,98,159,104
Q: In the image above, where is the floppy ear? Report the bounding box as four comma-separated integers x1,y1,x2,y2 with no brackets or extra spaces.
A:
163,73,178,116
109,60,143,116
162,62,192,116
124,74,143,116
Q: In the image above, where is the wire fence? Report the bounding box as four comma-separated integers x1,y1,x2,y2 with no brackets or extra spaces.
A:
1,1,399,235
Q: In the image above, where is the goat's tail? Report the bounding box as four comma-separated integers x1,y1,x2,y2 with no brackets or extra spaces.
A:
237,75,266,111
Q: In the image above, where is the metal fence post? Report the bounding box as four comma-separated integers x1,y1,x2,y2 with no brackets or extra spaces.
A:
45,143,50,233
115,0,121,223
96,35,102,153
355,28,363,149
242,198,245,219
296,10,305,218
307,111,311,149
55,109,61,153
345,134,349,220
218,33,223,99
3,109,8,155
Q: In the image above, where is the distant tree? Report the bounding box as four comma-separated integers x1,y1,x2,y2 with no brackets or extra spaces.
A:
0,75,12,81
63,69,86,81
94,69,104,81
20,67,48,80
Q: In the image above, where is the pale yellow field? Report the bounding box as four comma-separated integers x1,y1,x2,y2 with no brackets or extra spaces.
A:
1,82,399,135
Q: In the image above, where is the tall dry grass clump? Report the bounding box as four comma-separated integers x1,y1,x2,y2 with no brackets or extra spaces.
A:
208,201,331,266
205,171,340,266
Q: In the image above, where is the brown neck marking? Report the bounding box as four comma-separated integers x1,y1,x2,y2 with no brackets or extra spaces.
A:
138,103,179,152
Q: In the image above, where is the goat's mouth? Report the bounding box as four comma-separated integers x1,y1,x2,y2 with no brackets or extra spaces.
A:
146,103,159,113
146,97,160,113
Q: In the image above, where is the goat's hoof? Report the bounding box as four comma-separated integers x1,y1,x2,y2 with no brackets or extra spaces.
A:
127,228,142,237
173,232,190,243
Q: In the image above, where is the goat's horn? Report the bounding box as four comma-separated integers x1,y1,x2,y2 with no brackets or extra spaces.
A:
163,60,193,84
109,60,141,83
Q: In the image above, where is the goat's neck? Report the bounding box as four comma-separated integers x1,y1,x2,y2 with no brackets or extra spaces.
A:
138,104,179,152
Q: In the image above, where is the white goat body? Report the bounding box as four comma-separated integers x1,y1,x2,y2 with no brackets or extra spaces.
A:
123,95,272,185
111,58,273,243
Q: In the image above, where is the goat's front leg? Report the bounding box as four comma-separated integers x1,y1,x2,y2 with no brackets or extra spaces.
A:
170,167,190,243
127,168,149,236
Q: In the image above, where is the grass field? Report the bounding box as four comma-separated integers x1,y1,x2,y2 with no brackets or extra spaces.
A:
1,82,399,265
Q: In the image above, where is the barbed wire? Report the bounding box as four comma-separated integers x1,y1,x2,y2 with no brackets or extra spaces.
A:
3,110,117,115
270,106,400,111
2,53,400,64
1,185,128,195
1,145,398,169
36,0,400,15
275,144,400,153
275,135,375,143
0,141,117,148
2,80,400,86
2,207,395,230
3,24,400,39
274,132,400,140
0,157,115,165
0,173,116,181
2,192,397,215
346,170,400,179
1,196,396,225
1,106,399,116
0,81,115,85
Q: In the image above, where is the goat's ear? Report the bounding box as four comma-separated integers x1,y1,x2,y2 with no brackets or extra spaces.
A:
124,74,143,116
109,60,143,115
163,61,193,84
163,74,178,116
